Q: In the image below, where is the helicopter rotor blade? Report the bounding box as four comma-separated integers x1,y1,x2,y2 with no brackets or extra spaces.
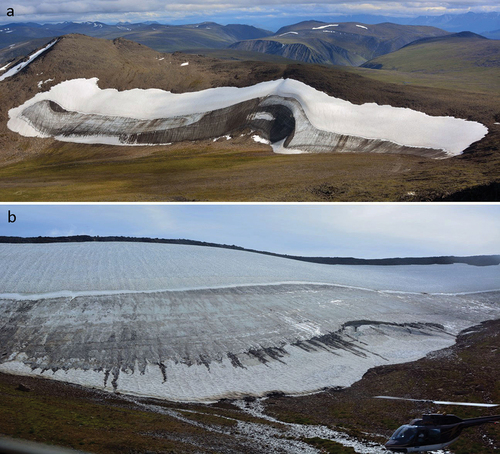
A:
374,396,499,408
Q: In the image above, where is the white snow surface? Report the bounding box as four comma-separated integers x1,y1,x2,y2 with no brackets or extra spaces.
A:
0,331,455,401
252,134,270,144
7,78,487,155
356,24,368,29
0,40,57,82
37,78,54,88
312,24,339,29
0,242,498,297
180,61,189,66
279,31,298,36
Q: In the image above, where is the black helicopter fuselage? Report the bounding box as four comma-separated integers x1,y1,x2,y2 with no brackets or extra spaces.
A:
385,413,500,453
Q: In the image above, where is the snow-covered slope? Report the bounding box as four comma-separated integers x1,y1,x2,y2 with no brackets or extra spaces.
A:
0,40,57,82
8,78,487,156
1,242,498,401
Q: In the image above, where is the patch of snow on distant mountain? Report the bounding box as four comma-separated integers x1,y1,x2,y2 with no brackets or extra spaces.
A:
312,24,339,29
356,24,368,29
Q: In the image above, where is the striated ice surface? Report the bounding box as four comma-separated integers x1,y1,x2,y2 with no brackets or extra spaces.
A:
7,78,487,156
0,242,499,401
0,242,499,296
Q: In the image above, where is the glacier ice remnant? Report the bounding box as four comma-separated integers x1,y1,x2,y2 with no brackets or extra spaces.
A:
8,78,488,157
1,241,499,401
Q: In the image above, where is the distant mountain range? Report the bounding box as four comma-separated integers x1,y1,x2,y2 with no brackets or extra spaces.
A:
407,11,500,34
252,12,500,35
230,21,449,66
1,13,498,70
0,21,272,53
0,20,452,68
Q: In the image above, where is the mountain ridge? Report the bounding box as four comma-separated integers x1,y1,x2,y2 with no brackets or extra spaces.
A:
229,22,450,66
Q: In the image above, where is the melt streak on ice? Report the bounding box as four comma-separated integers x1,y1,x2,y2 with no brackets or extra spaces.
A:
8,78,487,157
1,242,499,402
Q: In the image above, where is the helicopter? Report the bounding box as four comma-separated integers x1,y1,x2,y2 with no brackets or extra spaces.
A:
375,396,500,453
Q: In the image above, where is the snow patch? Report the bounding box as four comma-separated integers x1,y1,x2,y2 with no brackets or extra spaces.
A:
252,134,270,144
212,134,232,142
279,31,298,36
180,62,189,66
37,78,54,88
356,24,368,30
312,24,338,29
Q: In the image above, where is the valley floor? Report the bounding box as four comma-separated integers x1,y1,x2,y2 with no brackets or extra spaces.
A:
1,319,498,453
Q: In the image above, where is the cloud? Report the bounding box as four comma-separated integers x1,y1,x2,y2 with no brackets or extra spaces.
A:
7,0,500,23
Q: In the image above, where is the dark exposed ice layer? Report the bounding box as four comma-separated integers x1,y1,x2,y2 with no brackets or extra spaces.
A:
17,96,445,157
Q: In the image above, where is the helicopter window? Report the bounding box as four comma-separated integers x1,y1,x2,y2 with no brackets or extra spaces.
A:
416,428,441,443
390,425,417,442
428,428,441,442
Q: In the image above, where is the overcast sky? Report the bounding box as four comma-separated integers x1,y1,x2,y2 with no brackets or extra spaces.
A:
5,0,500,26
1,204,499,258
